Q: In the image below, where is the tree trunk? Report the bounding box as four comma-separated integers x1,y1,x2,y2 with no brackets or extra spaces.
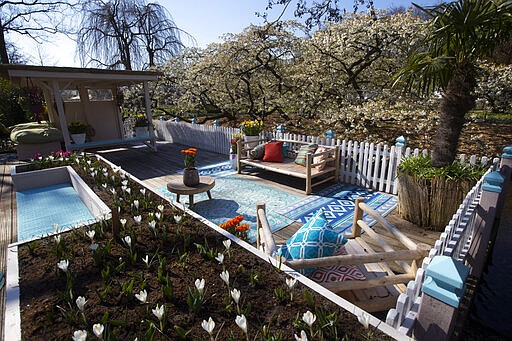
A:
0,20,9,64
431,62,476,167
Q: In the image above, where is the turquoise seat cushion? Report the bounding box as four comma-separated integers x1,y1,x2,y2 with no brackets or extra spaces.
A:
278,210,347,275
294,143,318,166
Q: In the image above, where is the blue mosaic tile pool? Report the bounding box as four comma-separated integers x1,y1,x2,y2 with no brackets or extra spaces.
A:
16,183,94,242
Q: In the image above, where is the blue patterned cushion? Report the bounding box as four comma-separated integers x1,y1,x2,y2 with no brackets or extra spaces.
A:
249,143,266,160
278,210,347,275
294,144,318,166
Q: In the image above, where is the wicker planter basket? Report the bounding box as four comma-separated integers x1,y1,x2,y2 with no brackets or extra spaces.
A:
397,171,474,231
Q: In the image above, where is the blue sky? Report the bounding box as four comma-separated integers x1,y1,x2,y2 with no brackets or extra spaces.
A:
15,0,440,67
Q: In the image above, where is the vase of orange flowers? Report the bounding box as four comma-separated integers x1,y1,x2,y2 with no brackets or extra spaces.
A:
181,147,199,186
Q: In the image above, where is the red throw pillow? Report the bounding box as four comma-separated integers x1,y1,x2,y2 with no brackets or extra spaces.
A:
263,141,284,162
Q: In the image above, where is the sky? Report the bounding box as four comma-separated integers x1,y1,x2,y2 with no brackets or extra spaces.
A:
13,0,440,67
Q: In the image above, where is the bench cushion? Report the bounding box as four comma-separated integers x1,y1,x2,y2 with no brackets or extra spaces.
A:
249,143,265,160
278,210,347,275
309,247,367,283
294,143,318,166
263,141,283,162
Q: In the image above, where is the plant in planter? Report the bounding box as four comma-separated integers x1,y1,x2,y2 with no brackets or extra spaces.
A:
241,119,263,149
392,0,512,229
68,120,88,144
181,147,199,186
397,155,486,230
134,114,150,137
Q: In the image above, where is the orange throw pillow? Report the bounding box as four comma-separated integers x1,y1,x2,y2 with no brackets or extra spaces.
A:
263,141,284,162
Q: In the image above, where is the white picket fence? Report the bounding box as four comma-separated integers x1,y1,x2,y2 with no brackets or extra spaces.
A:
154,120,240,155
385,163,496,336
155,121,491,196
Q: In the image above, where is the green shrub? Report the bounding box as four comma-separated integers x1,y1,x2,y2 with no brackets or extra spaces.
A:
398,155,487,181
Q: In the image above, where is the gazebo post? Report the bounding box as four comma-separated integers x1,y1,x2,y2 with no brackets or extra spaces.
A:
143,81,157,151
52,81,72,150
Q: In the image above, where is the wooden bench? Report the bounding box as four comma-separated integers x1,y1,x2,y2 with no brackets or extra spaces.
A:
256,198,430,312
236,138,340,194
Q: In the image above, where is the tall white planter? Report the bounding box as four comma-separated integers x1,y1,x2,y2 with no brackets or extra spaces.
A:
70,133,86,144
135,126,149,138
245,135,260,149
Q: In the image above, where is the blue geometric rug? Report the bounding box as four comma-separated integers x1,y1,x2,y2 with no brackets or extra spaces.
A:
276,184,397,235
158,162,301,243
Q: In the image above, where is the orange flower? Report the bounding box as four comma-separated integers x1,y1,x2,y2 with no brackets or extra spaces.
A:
236,224,249,232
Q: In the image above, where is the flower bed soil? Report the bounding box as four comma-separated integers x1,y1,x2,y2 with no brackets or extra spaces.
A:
16,154,390,340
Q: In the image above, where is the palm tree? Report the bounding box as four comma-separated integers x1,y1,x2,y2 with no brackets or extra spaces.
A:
394,0,512,167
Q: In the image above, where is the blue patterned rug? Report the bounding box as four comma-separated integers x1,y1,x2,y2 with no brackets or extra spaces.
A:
276,184,397,235
158,162,301,243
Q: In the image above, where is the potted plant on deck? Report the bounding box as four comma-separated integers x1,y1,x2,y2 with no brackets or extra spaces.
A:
241,119,263,148
181,147,199,186
68,120,88,144
134,114,149,138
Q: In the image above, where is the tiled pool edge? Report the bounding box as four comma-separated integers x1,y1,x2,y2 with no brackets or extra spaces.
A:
10,165,111,245
95,154,411,341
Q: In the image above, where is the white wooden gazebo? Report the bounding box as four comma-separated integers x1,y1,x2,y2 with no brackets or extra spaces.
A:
0,64,160,152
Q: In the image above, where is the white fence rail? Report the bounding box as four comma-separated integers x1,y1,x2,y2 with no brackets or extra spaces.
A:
154,120,240,155
385,163,496,336
156,121,490,196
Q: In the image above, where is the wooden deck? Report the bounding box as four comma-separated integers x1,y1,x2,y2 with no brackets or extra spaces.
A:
0,141,442,338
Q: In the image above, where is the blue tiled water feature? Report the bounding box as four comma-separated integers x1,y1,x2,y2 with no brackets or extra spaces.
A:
16,183,95,242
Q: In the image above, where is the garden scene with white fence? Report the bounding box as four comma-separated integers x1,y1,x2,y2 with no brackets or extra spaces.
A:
1,0,512,340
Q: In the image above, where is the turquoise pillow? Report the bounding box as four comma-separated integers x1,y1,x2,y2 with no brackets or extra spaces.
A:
282,143,289,158
249,143,266,160
278,210,347,275
294,144,318,166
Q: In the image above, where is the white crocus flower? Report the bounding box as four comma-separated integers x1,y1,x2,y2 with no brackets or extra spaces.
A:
133,200,139,210
72,330,87,341
223,239,231,250
135,289,147,303
174,215,182,223
92,323,104,338
86,160,91,165
220,270,229,285
121,185,127,192
295,330,308,341
142,255,149,266
86,230,95,241
57,259,69,273
120,218,127,228
109,188,116,195
140,188,146,196
126,187,131,194
121,180,128,186
286,277,297,289
54,235,61,244
149,220,157,230
90,243,99,251
235,314,247,334
230,288,241,304
157,204,164,212
124,236,131,247
102,183,108,189
201,317,215,334
155,212,161,221
152,304,164,320
133,215,142,225
357,312,370,329
215,252,224,264
76,296,87,312
302,311,316,327
195,278,205,294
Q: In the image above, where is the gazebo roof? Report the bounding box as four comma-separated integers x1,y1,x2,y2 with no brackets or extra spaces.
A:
0,64,160,87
